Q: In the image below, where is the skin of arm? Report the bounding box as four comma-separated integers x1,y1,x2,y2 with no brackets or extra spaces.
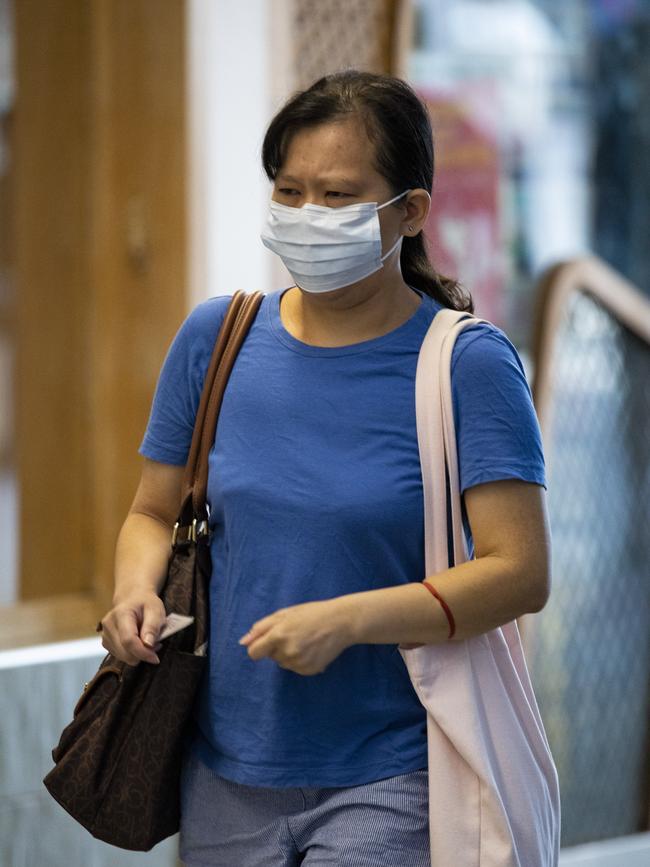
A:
112,511,173,605
112,459,185,604
98,459,184,666
336,478,552,646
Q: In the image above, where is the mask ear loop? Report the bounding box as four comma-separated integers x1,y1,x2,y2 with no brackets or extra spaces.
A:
377,189,411,210
378,189,411,261
380,234,404,262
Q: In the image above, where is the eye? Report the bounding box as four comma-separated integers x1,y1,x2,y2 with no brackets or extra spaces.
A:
277,188,299,196
326,192,351,198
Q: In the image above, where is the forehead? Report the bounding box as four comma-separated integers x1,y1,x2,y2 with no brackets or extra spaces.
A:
279,115,380,182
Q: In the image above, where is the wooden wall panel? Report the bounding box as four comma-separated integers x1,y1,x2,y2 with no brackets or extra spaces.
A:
14,0,94,600
89,0,187,611
12,0,187,616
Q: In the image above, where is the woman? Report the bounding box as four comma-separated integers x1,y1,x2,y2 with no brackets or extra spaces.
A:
99,71,551,866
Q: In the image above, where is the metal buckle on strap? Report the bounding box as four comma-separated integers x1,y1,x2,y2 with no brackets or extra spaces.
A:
172,518,211,547
195,519,210,540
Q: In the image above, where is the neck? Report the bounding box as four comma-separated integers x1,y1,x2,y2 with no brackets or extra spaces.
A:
281,276,422,344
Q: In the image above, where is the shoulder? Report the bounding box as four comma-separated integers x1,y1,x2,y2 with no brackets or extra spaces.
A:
157,293,238,394
178,294,234,344
138,293,247,466
425,300,527,382
438,312,546,493
450,317,529,385
168,294,236,374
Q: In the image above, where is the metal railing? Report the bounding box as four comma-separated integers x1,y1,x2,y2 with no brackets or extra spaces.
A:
522,255,650,847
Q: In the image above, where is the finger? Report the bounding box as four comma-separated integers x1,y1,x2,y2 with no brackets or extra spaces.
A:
239,622,273,645
140,603,166,650
248,632,276,660
101,632,140,667
99,613,140,666
117,608,160,665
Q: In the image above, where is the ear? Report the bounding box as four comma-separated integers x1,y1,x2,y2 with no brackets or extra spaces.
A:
402,189,431,235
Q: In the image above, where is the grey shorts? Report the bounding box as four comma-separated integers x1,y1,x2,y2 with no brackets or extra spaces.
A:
178,748,431,866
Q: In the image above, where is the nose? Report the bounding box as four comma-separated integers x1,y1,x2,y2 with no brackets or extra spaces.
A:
298,194,329,207
272,188,332,208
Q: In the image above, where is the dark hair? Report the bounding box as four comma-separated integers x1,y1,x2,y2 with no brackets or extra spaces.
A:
261,69,473,313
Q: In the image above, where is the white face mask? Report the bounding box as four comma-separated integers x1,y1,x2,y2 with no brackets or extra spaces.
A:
260,189,411,293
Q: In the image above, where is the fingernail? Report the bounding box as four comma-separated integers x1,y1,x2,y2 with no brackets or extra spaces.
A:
143,633,155,646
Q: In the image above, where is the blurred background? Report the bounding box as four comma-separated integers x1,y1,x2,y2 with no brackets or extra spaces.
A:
0,1,648,865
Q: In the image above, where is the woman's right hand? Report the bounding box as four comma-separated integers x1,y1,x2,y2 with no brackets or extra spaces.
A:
98,589,167,666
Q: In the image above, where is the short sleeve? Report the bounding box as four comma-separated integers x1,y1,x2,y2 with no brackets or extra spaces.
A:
450,322,547,496
138,295,233,465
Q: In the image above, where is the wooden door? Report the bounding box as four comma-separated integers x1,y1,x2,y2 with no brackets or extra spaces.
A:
5,0,187,646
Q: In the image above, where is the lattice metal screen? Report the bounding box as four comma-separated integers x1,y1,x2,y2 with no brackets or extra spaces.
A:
525,289,650,846
293,0,397,88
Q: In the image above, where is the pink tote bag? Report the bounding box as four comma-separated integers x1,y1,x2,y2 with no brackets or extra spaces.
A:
399,308,561,866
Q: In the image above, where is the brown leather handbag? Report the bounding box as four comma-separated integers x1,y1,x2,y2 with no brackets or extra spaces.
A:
42,289,265,851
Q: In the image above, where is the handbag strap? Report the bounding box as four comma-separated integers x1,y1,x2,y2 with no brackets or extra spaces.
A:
178,289,265,523
415,308,491,575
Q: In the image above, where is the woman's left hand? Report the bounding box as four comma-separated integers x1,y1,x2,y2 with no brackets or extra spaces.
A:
238,598,353,676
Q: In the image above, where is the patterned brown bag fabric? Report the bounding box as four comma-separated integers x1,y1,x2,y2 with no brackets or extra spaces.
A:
42,290,265,851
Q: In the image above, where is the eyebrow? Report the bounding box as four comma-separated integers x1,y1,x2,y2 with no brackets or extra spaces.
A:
276,173,361,186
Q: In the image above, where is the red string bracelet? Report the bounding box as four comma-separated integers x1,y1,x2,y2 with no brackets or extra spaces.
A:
422,581,456,640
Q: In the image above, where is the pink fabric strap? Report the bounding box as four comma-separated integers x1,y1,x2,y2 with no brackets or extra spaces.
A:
398,306,561,867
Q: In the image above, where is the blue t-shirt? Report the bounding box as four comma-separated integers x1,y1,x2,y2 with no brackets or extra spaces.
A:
139,285,547,788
